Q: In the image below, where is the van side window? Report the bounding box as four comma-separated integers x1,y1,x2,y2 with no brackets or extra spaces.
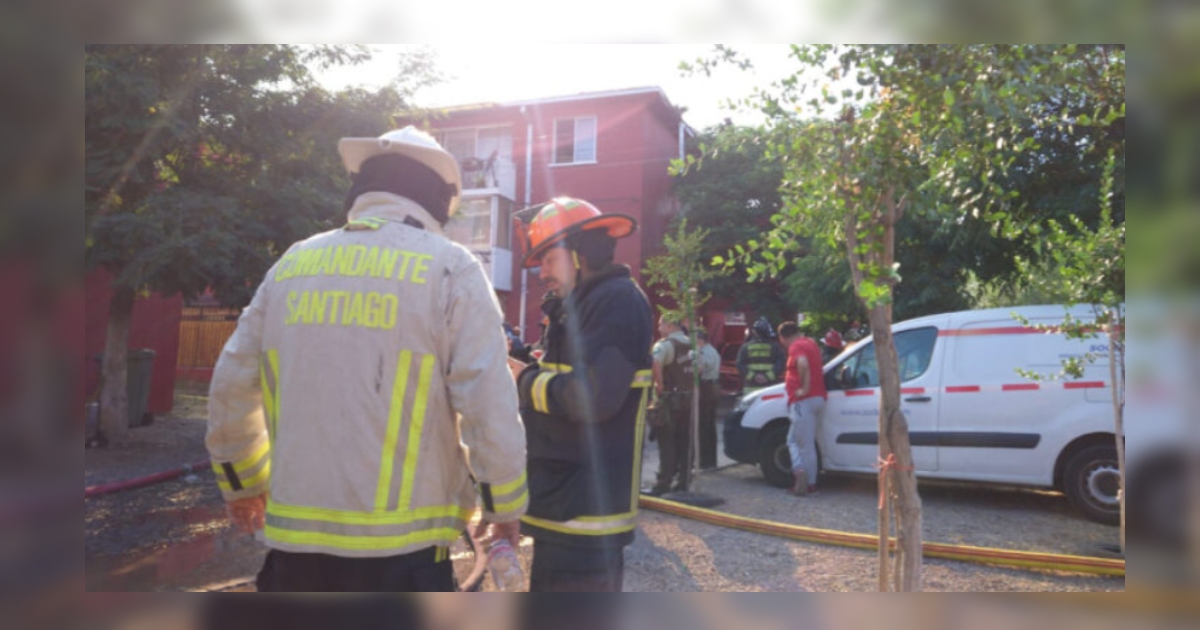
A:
830,327,938,390
896,327,938,381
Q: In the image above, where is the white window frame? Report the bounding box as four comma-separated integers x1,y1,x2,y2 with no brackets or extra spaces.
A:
551,116,598,166
436,124,513,161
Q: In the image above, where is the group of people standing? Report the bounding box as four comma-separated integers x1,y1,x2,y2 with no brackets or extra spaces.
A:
734,316,850,496
204,125,862,593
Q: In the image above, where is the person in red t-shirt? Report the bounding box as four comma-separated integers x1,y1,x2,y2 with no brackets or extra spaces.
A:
778,322,828,496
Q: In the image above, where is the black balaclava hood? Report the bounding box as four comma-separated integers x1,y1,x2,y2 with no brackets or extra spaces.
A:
344,153,455,225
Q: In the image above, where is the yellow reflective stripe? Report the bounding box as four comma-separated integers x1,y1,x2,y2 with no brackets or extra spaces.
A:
375,350,413,511
266,350,281,438
492,489,529,515
631,369,653,388
345,217,387,231
435,546,447,562
631,387,648,512
239,461,271,490
268,500,470,525
575,511,635,522
260,363,275,439
520,513,636,536
265,525,461,551
216,478,232,492
492,470,527,497
538,362,573,373
398,354,437,512
531,372,554,414
233,440,270,473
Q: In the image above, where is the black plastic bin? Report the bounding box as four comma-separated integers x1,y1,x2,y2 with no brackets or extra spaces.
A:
91,349,157,427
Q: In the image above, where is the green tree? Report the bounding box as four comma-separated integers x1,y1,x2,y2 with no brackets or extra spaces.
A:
673,125,792,324
697,44,1124,591
85,44,438,442
643,220,717,492
1013,151,1125,549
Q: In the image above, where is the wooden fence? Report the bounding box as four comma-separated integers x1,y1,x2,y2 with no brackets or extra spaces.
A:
177,307,239,370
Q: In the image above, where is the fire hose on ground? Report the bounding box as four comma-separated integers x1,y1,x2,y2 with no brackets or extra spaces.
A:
84,459,212,499
638,495,1124,577
82,459,1124,579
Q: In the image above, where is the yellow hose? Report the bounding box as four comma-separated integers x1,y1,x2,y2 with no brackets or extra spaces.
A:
638,496,1124,577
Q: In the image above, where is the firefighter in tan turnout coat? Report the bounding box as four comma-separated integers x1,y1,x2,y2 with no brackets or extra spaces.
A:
206,127,527,592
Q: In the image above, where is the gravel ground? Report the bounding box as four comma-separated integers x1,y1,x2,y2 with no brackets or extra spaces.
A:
84,389,1123,592
84,392,210,487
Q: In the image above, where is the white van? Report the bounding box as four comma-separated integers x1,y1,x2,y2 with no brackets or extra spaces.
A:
723,305,1122,524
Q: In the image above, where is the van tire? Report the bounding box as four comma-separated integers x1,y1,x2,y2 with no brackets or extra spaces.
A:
1063,444,1121,525
758,423,794,488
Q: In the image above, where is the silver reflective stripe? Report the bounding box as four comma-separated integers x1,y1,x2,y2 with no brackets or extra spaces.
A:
265,513,468,538
521,512,637,535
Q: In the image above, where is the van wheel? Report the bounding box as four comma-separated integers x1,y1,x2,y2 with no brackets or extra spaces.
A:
1063,444,1121,525
759,423,798,488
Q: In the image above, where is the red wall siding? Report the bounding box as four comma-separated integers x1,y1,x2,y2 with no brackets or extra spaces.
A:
84,270,181,415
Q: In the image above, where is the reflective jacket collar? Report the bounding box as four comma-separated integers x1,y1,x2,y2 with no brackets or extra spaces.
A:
346,192,445,236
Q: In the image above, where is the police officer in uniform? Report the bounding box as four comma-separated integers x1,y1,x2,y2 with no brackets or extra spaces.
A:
648,318,695,495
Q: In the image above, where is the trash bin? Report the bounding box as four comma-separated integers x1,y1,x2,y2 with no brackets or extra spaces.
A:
90,349,157,428
126,348,156,427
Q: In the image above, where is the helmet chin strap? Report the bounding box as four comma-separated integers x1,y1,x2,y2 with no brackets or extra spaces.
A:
572,250,581,270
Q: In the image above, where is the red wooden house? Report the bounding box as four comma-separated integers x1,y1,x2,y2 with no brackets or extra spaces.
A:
421,86,695,342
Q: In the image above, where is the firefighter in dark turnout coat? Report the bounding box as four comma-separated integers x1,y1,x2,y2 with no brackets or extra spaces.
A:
515,197,654,592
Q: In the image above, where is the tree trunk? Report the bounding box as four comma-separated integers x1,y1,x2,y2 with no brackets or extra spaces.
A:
868,304,923,591
1107,310,1125,553
686,303,700,491
99,286,135,444
689,380,700,491
878,462,891,591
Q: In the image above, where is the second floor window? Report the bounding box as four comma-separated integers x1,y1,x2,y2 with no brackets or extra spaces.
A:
553,116,597,164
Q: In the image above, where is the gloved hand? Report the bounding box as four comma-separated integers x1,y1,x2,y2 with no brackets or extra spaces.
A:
226,494,266,533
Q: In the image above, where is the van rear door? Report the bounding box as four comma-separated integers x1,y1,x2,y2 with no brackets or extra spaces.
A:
936,315,1108,484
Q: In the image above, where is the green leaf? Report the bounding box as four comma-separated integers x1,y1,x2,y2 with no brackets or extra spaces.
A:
943,88,955,107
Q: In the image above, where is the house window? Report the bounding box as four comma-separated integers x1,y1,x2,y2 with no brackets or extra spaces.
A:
437,127,514,189
553,116,597,164
442,129,477,164
444,198,492,250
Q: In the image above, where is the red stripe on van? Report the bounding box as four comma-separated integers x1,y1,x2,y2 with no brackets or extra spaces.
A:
1002,383,1040,392
1064,381,1106,390
761,393,785,401
945,386,981,393
938,327,1044,337
845,389,876,397
901,387,925,395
